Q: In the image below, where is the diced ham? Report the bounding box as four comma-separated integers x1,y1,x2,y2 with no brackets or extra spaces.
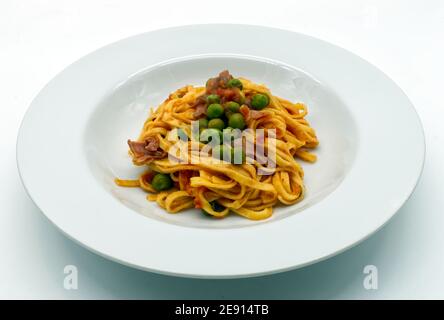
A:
239,105,268,122
141,171,156,183
145,136,160,152
216,88,236,102
127,137,167,164
127,140,147,154
218,70,232,84
205,70,234,94
193,103,207,118
205,78,219,93
250,109,268,120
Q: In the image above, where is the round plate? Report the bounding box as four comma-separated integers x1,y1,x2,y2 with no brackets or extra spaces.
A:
17,25,425,278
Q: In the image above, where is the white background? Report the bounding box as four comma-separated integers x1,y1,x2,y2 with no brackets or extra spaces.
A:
1,0,443,299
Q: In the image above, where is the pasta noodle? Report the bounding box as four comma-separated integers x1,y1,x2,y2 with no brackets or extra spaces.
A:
115,71,318,220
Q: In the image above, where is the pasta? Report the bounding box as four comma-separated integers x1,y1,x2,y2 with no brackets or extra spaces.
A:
115,71,318,220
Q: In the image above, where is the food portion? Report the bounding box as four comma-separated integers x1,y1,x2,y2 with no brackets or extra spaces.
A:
115,70,318,220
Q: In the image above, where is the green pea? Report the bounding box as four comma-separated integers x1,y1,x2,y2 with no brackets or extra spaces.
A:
208,118,225,131
202,201,226,216
225,101,240,113
151,173,173,191
212,144,232,161
211,201,225,212
198,118,208,129
207,103,224,119
206,94,220,104
200,128,222,144
251,93,269,110
228,113,246,130
227,78,243,90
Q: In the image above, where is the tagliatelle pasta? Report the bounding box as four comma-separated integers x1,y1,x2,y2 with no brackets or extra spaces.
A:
115,71,318,220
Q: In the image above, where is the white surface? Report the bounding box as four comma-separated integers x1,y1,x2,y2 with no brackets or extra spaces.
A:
17,25,424,279
1,0,443,298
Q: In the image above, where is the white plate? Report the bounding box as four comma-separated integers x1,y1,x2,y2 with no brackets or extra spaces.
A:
17,25,425,278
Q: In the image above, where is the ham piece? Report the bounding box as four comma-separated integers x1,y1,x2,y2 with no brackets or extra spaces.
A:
127,137,167,164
